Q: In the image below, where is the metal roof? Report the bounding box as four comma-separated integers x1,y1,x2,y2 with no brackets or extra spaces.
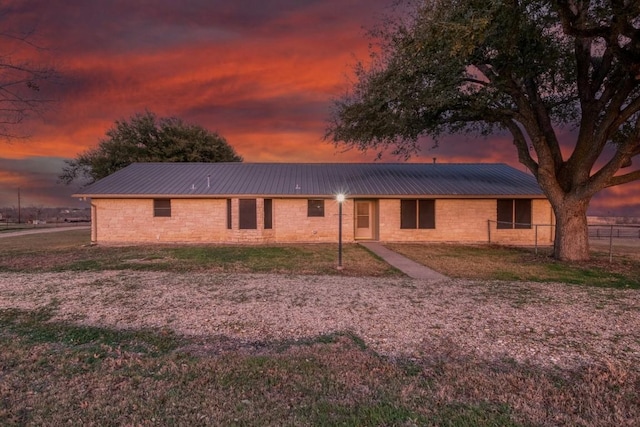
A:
74,162,546,198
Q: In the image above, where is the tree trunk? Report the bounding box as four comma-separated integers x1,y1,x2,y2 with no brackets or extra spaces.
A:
552,198,590,261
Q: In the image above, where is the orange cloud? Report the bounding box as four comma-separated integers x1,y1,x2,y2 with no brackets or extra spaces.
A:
1,0,639,214
0,170,26,186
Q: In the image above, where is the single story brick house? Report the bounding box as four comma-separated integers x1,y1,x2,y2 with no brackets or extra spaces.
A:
73,162,555,245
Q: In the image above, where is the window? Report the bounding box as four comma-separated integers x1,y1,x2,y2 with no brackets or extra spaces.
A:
307,199,325,217
264,199,273,229
497,199,532,229
239,199,257,229
400,199,435,229
226,199,232,229
153,199,171,217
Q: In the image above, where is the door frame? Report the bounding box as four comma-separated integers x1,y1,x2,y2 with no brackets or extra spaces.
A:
353,199,378,240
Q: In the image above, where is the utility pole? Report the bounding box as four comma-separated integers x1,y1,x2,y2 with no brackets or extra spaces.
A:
17,188,21,224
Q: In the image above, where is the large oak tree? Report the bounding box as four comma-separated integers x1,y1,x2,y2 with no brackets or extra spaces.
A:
327,0,640,261
60,111,242,185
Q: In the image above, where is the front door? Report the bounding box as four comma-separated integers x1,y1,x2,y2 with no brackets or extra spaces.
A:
354,201,374,239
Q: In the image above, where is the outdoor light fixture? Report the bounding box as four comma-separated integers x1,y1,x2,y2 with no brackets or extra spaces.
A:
336,193,345,270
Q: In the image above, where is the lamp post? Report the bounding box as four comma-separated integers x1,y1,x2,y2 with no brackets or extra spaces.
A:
336,193,345,270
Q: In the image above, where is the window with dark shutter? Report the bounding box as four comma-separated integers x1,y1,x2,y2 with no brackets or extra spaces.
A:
496,199,513,229
514,199,532,229
401,199,435,229
400,200,417,229
497,199,532,229
153,199,171,217
239,199,257,229
264,199,273,229
418,199,435,229
307,199,325,217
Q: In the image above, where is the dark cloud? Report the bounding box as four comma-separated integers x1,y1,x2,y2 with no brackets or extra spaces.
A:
0,157,86,208
8,0,389,54
186,94,329,133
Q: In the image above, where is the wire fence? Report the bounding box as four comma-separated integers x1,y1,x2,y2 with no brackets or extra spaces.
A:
488,221,640,262
487,221,555,255
589,224,640,239
588,224,640,263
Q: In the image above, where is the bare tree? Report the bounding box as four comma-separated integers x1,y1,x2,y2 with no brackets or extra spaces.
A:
0,16,57,140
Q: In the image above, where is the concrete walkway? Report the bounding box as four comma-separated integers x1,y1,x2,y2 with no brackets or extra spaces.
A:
359,242,448,281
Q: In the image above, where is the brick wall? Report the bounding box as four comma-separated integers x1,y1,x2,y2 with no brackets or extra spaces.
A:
91,197,553,245
378,198,554,244
272,199,354,243
92,198,353,244
93,198,229,244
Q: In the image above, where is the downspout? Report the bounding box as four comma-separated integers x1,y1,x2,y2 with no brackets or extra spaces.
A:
91,203,97,244
550,204,555,243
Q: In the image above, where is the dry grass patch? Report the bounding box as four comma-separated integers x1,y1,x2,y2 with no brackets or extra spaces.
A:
590,238,640,261
1,308,638,426
1,230,639,424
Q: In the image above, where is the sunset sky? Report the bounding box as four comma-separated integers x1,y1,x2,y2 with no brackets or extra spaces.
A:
1,0,638,216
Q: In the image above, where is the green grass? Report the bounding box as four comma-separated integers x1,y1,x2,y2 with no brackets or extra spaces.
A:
0,229,399,277
2,307,637,425
0,305,180,355
387,243,640,289
3,229,639,288
170,245,331,273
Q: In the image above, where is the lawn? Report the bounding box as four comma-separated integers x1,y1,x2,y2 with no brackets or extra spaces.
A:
1,229,639,425
0,229,399,277
3,229,639,288
387,242,640,289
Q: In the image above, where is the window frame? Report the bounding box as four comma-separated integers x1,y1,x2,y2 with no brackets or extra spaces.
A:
226,199,232,229
153,199,171,217
264,198,273,229
400,199,435,229
400,200,417,229
418,199,435,229
307,199,325,217
497,199,532,229
239,199,257,230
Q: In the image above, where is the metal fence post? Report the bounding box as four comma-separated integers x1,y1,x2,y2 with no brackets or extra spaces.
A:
609,225,614,263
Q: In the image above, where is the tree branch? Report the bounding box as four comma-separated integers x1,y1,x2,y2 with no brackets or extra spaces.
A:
589,125,640,193
556,1,611,39
522,77,564,168
502,119,539,175
605,169,640,188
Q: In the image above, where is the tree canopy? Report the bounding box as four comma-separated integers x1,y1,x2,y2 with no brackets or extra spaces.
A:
327,0,640,261
60,111,242,185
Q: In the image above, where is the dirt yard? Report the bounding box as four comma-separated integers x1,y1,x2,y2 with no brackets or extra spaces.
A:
1,270,638,369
